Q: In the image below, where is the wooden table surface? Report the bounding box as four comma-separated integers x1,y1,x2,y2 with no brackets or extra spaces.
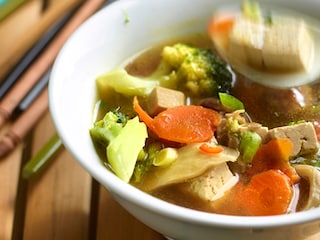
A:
1,111,166,240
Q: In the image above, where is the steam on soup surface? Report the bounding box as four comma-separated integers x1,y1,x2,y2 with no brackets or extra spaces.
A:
90,3,320,216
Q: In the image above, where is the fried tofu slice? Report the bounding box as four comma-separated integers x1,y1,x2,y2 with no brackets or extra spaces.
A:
262,19,314,72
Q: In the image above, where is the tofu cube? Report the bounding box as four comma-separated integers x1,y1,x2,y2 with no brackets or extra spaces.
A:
147,86,185,116
268,122,319,156
262,19,314,72
186,162,238,201
228,17,265,68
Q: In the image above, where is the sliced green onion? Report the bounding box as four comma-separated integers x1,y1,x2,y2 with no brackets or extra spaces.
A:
219,92,245,110
153,147,178,167
241,0,262,21
22,133,63,179
239,130,262,163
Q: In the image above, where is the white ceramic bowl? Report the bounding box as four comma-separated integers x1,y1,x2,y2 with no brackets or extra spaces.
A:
49,0,320,239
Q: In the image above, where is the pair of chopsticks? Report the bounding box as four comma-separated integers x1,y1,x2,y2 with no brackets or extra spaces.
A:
0,0,109,178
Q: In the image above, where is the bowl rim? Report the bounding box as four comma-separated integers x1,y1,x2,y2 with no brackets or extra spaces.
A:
49,0,320,230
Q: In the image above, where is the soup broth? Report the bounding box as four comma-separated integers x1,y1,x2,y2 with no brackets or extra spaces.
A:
92,33,320,216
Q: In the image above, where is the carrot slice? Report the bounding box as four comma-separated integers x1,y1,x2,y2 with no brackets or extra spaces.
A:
133,96,221,143
199,143,224,154
153,105,221,143
247,138,300,183
133,96,154,127
208,13,235,38
238,170,293,216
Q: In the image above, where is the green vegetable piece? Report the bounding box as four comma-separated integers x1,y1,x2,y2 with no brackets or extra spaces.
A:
107,116,148,182
90,111,125,146
22,133,63,179
239,130,262,163
153,147,178,167
288,120,306,126
133,142,162,183
228,119,241,133
162,43,233,97
96,43,232,99
96,68,160,97
219,92,245,110
264,10,273,25
122,9,130,23
242,0,262,21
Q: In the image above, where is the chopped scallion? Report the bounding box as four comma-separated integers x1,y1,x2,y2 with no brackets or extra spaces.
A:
218,92,245,110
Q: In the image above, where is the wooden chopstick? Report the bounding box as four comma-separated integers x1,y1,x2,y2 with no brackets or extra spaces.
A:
11,67,52,121
20,0,120,179
0,2,82,100
0,0,106,129
0,0,107,158
0,87,49,158
0,0,82,81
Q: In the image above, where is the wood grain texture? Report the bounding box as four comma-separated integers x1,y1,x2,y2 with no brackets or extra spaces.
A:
23,112,92,240
0,0,82,81
0,0,42,56
19,112,164,240
0,88,48,157
96,185,165,240
0,0,103,129
0,138,23,240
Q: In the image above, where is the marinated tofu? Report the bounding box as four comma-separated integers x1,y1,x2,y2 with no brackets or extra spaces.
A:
263,19,314,72
147,86,185,116
268,122,318,156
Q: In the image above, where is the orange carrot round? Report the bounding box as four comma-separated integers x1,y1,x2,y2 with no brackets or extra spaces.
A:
238,170,293,216
247,138,300,183
133,96,221,144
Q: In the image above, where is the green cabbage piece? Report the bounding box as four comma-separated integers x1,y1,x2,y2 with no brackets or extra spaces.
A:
107,117,148,182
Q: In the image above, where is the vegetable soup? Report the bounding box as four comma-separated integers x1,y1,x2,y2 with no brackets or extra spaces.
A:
90,1,320,216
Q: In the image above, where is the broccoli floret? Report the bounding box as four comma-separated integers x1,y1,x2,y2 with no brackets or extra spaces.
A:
132,142,162,183
162,43,233,97
90,108,148,183
96,43,232,98
89,109,127,147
